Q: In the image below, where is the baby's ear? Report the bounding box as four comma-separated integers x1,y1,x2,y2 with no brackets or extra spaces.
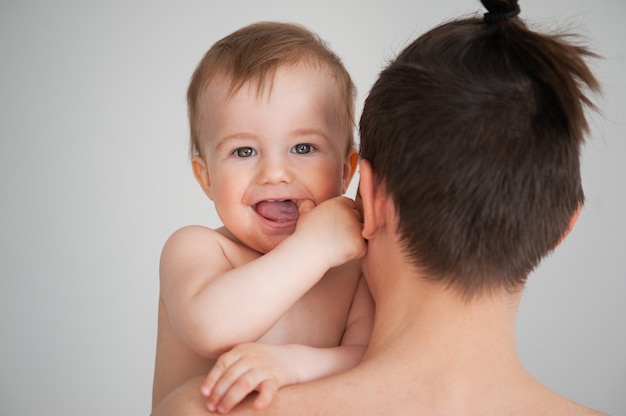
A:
192,155,214,200
342,149,359,194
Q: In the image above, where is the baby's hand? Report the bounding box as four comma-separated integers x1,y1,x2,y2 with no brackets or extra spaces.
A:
201,343,296,414
295,196,367,269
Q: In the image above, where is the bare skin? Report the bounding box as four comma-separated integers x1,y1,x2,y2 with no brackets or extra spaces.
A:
152,226,371,407
152,64,374,412
150,160,606,416
152,197,373,411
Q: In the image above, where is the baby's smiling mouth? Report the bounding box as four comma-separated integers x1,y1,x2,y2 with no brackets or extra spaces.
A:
255,200,299,222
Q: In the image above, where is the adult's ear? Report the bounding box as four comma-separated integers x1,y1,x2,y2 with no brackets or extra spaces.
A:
191,155,214,200
558,203,583,245
341,149,359,194
358,159,388,240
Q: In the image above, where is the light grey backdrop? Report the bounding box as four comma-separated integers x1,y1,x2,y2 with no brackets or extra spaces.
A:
1,1,624,415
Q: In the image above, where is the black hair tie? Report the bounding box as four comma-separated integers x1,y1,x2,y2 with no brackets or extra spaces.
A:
483,4,521,23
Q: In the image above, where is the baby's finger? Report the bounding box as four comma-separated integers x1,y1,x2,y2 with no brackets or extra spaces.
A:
296,199,315,215
253,378,279,410
201,373,215,397
214,369,267,414
206,360,250,411
201,352,239,397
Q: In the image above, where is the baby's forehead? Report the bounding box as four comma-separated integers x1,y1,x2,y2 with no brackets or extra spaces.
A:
202,62,340,102
196,63,353,151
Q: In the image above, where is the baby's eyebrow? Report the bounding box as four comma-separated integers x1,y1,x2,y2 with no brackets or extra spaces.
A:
290,128,330,142
214,132,257,151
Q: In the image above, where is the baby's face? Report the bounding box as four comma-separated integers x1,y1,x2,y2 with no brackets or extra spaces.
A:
194,65,354,253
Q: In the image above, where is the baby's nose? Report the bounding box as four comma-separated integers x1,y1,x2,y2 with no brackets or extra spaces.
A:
257,155,295,185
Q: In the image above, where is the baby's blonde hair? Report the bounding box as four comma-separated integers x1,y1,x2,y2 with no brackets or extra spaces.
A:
187,21,356,158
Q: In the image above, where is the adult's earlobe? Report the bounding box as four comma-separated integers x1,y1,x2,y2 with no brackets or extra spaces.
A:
359,159,386,239
558,203,583,245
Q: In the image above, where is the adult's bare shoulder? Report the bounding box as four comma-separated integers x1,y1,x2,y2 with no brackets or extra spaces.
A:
530,389,608,416
151,370,368,416
565,400,608,416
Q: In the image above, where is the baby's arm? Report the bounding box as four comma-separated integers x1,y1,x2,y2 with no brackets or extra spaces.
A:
160,197,366,358
201,276,374,413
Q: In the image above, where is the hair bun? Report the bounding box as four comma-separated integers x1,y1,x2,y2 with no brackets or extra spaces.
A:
481,0,520,23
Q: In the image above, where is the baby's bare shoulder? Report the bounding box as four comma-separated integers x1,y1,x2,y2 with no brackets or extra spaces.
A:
162,225,244,257
161,225,260,272
164,225,224,245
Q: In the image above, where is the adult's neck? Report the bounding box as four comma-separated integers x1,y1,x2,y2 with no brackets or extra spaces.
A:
367,276,521,357
362,271,537,412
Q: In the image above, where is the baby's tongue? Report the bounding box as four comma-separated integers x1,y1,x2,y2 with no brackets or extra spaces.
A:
256,200,299,222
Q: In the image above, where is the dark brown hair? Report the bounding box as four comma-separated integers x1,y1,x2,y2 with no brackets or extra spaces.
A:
187,21,356,157
359,0,600,298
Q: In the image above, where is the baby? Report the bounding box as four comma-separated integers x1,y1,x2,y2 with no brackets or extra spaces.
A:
151,22,373,414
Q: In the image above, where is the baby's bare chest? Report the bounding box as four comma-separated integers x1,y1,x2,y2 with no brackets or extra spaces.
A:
259,262,361,347
219,237,362,348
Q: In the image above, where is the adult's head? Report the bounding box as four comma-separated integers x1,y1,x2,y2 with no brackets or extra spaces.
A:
359,0,600,298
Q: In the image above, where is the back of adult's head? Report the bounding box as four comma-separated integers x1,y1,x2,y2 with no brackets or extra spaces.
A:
359,0,600,298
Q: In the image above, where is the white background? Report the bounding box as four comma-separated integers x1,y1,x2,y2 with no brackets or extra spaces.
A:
1,1,624,415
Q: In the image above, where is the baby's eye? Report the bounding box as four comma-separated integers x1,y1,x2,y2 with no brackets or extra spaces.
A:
292,143,314,154
233,147,256,158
